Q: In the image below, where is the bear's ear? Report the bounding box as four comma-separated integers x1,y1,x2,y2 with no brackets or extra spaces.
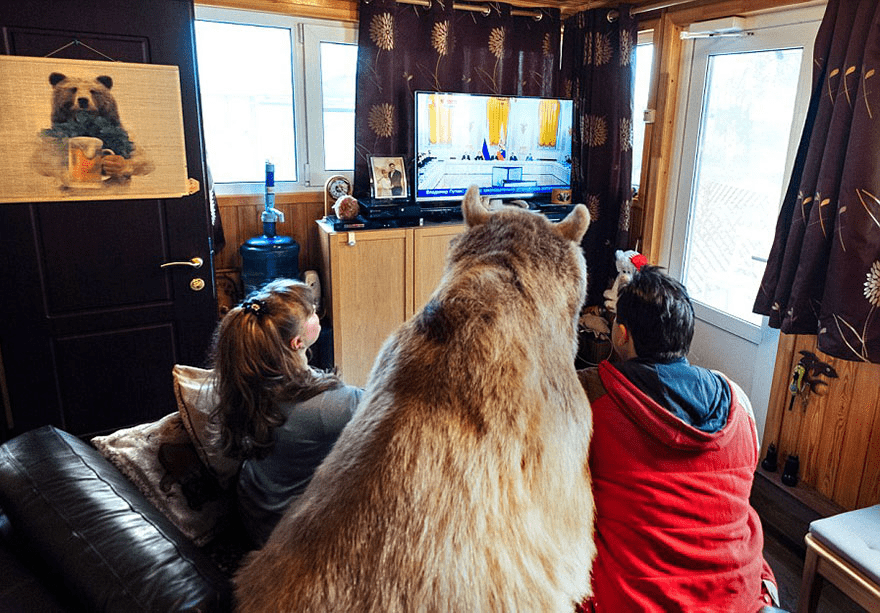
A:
461,184,490,227
49,72,66,86
554,203,589,243
96,75,113,89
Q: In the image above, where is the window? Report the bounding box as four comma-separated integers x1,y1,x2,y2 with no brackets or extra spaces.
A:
317,40,357,170
666,5,823,340
194,7,357,194
632,33,653,190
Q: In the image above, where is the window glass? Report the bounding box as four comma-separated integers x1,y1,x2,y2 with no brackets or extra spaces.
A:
632,41,653,189
320,42,357,171
194,21,296,183
684,48,804,326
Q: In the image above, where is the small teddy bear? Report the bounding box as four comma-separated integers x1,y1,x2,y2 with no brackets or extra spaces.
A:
603,249,649,314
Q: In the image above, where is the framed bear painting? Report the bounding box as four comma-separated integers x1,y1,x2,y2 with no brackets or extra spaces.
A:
0,55,190,203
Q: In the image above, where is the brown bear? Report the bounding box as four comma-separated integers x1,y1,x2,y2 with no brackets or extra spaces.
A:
234,185,595,613
32,72,153,186
49,72,121,125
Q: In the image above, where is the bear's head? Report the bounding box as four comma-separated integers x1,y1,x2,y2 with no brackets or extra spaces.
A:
48,72,120,125
457,185,591,326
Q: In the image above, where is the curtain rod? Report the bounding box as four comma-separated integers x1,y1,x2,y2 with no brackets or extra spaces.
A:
394,0,544,20
586,0,701,14
393,0,699,19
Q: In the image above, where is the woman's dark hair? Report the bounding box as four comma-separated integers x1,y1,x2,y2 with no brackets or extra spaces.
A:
210,278,341,460
615,265,695,362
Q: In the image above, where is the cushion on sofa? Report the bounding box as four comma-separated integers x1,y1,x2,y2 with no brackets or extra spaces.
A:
172,364,241,488
0,426,231,613
92,411,231,546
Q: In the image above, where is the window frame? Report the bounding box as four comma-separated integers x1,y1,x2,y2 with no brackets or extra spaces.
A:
194,5,357,196
662,4,824,343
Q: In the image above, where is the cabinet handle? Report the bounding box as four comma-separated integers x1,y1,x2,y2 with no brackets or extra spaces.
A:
160,257,203,269
347,232,356,246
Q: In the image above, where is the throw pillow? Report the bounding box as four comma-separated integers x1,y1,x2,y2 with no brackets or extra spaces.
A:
91,412,231,546
172,364,241,488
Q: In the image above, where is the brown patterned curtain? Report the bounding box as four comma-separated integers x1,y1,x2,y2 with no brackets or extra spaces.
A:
754,0,880,363
353,0,561,199
561,6,638,306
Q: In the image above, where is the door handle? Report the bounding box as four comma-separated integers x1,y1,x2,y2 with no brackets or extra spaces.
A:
160,257,203,269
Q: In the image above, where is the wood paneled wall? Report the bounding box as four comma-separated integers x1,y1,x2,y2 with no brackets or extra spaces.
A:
213,192,326,312
761,334,880,511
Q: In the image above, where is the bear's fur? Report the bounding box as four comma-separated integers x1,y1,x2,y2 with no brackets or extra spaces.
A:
234,185,595,613
32,72,153,185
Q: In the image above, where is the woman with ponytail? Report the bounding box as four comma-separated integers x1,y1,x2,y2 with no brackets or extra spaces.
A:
211,278,363,547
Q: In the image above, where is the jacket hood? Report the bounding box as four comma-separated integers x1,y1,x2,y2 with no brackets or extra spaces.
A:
598,358,734,450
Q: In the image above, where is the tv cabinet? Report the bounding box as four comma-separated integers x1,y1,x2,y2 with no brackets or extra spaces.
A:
317,220,465,386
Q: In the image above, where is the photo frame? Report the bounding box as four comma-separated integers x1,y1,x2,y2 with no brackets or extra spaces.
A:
369,155,408,200
0,55,190,203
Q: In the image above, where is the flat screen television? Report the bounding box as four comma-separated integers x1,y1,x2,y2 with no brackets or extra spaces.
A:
414,91,574,205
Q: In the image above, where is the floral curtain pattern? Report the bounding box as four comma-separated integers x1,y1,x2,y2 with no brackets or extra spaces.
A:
561,6,638,306
754,0,880,363
354,0,561,199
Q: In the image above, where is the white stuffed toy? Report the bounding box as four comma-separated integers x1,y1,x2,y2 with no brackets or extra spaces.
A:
603,249,648,314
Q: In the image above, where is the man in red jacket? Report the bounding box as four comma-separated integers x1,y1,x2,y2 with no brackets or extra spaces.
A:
578,265,778,612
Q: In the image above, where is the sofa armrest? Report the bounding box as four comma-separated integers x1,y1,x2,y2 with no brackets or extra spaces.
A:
0,426,231,613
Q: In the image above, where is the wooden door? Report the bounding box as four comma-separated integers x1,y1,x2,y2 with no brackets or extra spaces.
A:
0,0,215,440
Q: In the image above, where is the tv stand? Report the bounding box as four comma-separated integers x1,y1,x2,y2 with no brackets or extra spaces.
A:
316,220,466,386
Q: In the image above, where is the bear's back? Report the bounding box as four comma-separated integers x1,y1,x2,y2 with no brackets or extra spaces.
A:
234,199,595,613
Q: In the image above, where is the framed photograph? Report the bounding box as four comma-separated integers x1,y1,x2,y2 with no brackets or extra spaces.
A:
369,155,408,200
0,55,190,203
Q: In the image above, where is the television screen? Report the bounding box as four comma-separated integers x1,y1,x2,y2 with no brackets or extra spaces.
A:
414,91,573,204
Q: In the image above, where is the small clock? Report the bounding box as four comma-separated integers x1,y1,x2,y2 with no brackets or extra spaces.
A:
324,175,352,217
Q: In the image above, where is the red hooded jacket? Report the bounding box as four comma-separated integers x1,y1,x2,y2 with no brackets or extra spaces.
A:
581,360,775,612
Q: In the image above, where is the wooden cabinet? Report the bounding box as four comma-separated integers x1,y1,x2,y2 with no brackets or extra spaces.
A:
318,221,464,386
412,224,464,310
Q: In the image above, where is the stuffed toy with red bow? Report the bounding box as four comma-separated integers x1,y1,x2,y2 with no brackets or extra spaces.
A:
603,249,648,314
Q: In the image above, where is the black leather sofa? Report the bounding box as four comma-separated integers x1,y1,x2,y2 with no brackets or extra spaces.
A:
0,426,233,612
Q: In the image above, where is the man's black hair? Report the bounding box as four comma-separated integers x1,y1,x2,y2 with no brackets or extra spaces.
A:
615,264,694,362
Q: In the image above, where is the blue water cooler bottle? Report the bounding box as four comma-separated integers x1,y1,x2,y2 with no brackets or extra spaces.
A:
240,161,301,296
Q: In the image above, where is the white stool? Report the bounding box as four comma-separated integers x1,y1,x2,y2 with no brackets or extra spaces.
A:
797,504,880,613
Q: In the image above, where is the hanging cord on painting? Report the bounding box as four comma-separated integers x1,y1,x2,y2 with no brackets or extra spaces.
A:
43,39,117,61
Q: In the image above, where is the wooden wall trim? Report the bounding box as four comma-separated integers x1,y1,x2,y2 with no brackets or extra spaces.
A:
656,0,822,23
214,193,326,275
195,0,358,22
193,0,820,25
638,12,683,264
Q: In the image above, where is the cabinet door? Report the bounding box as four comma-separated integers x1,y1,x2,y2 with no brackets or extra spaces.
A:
412,224,465,315
326,228,412,386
